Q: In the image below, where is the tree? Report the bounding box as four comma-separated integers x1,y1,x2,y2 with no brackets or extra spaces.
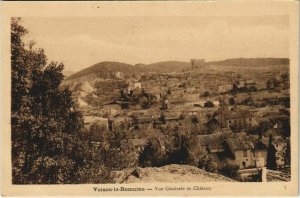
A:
248,86,257,92
280,72,289,89
90,122,110,147
138,140,155,167
138,138,165,167
201,91,210,97
167,88,171,95
228,98,235,105
284,139,291,166
179,113,185,120
141,98,150,109
11,18,90,184
159,112,166,124
266,135,277,170
230,84,238,94
219,160,240,179
184,137,217,172
191,115,199,124
167,133,189,164
204,100,214,108
266,80,273,90
266,78,280,90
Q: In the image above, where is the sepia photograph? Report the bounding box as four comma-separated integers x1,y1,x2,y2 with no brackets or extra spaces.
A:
1,1,299,196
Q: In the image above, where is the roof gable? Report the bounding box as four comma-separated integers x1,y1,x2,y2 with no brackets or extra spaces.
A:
226,134,254,151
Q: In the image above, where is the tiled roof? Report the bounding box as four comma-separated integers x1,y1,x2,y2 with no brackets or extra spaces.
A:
196,130,233,147
138,117,153,123
226,134,254,151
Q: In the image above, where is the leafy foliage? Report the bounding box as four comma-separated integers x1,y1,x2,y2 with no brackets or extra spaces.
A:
11,18,104,184
219,160,240,179
284,139,291,166
266,135,277,170
204,100,214,108
138,138,165,167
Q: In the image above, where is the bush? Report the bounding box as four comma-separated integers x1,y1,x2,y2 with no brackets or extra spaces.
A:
184,137,218,172
201,91,210,97
219,160,240,179
179,113,185,120
198,155,218,173
141,98,150,109
76,163,113,184
191,115,199,124
138,138,166,167
204,100,214,107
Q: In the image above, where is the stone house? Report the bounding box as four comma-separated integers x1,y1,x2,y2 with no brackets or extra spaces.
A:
215,107,256,132
226,133,255,169
251,137,268,168
196,130,233,161
196,131,269,170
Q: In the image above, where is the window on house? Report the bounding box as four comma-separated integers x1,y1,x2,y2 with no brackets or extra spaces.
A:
243,150,248,157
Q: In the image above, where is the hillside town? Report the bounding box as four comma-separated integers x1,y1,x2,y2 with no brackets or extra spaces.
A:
63,58,291,182
10,10,296,189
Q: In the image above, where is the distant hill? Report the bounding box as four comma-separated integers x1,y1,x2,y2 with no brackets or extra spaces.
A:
66,58,289,81
143,61,190,73
67,61,191,80
66,61,139,80
208,58,289,67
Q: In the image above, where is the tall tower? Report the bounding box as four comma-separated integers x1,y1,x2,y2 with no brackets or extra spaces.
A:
190,59,196,69
190,59,206,69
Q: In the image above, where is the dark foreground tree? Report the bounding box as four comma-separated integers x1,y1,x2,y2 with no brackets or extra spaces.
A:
11,18,95,184
284,139,291,166
138,138,166,167
266,135,277,170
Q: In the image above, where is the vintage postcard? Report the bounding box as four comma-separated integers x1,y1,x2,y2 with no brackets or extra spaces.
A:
0,1,299,196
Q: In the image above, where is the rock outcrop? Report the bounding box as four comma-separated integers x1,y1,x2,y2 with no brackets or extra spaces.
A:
112,164,235,183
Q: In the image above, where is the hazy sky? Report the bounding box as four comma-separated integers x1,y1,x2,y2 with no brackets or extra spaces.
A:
23,16,289,72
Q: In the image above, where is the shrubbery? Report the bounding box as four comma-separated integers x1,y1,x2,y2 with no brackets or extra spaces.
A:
138,138,166,167
204,100,214,107
219,160,240,179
